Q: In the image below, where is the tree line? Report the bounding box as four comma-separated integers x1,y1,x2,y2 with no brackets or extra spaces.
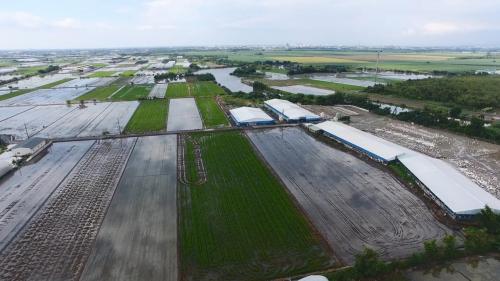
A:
367,75,500,109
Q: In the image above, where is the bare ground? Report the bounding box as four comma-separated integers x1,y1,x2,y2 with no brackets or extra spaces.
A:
247,127,454,264
0,138,136,281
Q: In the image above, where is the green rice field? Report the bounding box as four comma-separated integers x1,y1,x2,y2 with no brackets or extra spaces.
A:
88,71,116,78
179,131,333,281
191,81,226,97
111,85,151,101
166,82,190,98
124,99,168,133
195,97,229,128
39,78,74,89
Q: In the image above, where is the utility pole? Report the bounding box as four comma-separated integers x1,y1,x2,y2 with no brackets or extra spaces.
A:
24,123,29,139
375,50,382,84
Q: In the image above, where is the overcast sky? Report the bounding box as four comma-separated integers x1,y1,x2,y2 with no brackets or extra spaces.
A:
1,0,500,49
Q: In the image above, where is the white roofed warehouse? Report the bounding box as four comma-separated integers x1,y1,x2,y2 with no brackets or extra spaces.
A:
398,153,500,220
314,121,407,163
264,99,321,122
314,121,500,220
229,107,275,126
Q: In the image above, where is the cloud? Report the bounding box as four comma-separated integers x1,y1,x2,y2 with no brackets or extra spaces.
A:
0,11,43,28
51,18,81,29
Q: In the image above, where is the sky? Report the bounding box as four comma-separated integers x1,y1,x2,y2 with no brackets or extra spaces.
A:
1,0,500,49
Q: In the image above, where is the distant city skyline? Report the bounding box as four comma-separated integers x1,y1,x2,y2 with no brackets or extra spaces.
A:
1,0,500,49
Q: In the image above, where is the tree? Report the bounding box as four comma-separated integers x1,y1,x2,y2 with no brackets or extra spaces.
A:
353,248,387,278
442,235,457,259
449,107,462,118
479,206,500,234
464,227,494,254
253,81,267,92
424,240,440,261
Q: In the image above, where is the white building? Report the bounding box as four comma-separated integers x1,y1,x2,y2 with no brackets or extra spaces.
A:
264,99,320,122
315,120,500,219
399,153,500,219
229,107,275,126
11,137,48,157
314,121,408,163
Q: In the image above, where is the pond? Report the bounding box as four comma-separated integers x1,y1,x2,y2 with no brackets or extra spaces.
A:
197,68,253,93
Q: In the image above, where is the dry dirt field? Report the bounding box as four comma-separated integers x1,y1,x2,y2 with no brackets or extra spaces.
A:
0,138,136,281
305,105,500,199
81,135,178,281
247,127,454,264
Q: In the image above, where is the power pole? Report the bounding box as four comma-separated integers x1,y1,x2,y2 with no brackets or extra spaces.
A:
24,123,29,139
375,50,382,84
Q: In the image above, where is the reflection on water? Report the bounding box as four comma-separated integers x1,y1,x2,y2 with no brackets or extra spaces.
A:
196,68,253,93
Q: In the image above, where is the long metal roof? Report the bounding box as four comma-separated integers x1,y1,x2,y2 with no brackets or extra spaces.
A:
316,120,500,216
315,121,407,161
264,99,320,121
229,107,274,123
399,153,500,215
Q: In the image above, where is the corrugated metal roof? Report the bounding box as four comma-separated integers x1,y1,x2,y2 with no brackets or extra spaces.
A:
229,107,274,123
264,99,320,121
315,121,407,161
399,153,500,215
14,137,46,150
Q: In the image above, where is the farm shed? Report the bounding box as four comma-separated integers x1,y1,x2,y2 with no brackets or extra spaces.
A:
398,153,500,220
264,99,320,122
11,137,48,157
315,121,407,163
229,107,275,126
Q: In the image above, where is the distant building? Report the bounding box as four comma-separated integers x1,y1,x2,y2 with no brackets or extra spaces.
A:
264,99,320,122
229,107,275,126
11,137,48,157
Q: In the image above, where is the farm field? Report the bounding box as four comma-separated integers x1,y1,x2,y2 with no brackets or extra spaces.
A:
179,131,333,280
0,102,138,139
0,78,116,106
82,135,177,281
247,127,454,264
258,77,365,92
38,78,74,89
0,105,33,122
169,65,188,74
111,85,151,101
0,138,136,280
0,105,76,138
0,73,72,91
191,81,225,97
195,97,229,128
167,98,202,131
0,141,94,251
272,85,335,96
124,100,168,133
0,87,91,105
0,89,33,102
148,83,168,98
76,85,120,101
165,82,189,98
87,71,116,77
120,70,136,77
186,50,500,73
